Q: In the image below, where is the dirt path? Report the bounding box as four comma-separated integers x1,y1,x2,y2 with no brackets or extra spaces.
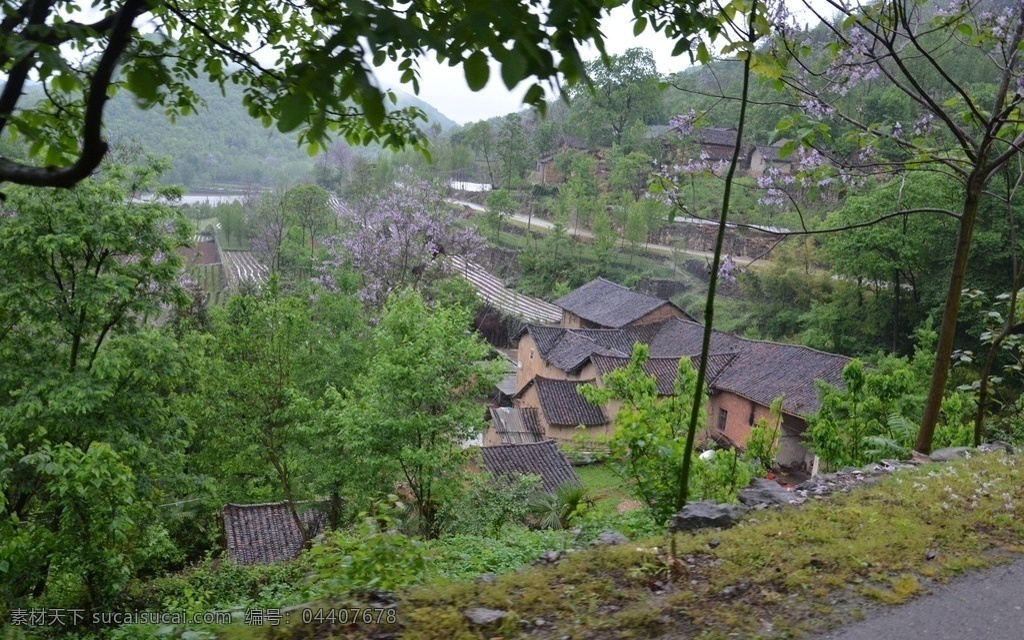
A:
808,558,1024,640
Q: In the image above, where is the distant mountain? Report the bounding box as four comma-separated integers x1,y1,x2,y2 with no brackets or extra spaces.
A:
391,88,458,132
102,79,456,188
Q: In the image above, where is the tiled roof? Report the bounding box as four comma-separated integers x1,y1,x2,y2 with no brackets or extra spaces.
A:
525,325,568,355
713,340,849,416
481,440,581,493
490,407,545,444
521,324,663,374
755,145,785,162
545,330,625,372
518,376,609,427
648,317,744,356
222,502,327,565
574,324,663,354
640,318,849,415
554,277,682,329
697,127,740,147
591,353,737,396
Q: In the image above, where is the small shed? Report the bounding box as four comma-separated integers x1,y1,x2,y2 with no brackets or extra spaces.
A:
480,440,580,493
221,501,327,565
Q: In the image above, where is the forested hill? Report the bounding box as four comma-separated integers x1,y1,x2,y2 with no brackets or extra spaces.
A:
103,81,456,188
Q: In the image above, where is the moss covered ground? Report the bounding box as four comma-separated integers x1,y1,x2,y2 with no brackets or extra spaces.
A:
189,452,1024,640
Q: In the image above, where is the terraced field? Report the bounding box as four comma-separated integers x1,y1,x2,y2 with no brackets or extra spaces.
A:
448,255,561,324
222,251,269,287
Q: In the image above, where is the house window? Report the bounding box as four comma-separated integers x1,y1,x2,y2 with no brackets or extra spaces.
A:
717,408,728,432
530,349,535,361
749,403,756,425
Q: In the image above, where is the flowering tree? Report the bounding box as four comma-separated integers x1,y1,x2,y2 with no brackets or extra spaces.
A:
755,0,1024,453
322,182,483,308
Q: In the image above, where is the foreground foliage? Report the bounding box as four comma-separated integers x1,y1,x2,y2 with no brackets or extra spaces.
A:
199,452,1024,640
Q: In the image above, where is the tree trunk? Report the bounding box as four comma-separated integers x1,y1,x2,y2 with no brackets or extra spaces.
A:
915,176,984,454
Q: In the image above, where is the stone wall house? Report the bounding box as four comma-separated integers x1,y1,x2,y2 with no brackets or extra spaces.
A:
749,141,794,177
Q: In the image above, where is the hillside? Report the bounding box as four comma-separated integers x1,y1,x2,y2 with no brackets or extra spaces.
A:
103,81,457,188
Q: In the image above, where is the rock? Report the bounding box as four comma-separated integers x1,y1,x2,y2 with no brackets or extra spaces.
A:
591,530,630,546
738,478,803,508
979,441,1013,455
670,500,749,532
534,619,548,627
909,451,932,464
926,548,938,560
464,608,507,625
930,446,972,462
708,537,721,549
475,573,497,585
537,549,561,564
795,478,831,495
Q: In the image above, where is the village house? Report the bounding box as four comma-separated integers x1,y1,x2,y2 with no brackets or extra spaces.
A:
500,278,851,471
693,127,750,166
749,140,795,177
553,277,695,329
531,135,590,186
220,501,328,565
480,440,580,493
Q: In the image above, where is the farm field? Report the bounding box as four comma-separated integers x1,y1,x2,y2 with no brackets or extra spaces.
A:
222,250,269,286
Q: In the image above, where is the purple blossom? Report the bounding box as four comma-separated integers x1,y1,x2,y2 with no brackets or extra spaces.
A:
892,121,903,138
670,110,696,136
317,181,484,307
800,98,834,119
717,255,739,283
913,114,935,136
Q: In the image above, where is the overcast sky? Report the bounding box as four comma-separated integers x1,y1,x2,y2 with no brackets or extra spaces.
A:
373,2,831,126
372,5,699,125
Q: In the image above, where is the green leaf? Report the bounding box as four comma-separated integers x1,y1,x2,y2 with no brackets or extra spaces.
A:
362,88,385,128
632,17,648,36
277,91,311,133
523,84,544,106
126,65,160,105
696,42,710,64
465,51,490,91
52,73,79,93
955,23,972,37
500,50,527,90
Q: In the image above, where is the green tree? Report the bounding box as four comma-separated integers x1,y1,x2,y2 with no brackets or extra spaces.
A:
608,148,655,201
770,0,1024,453
569,48,666,147
464,120,497,186
287,183,333,258
335,289,502,538
496,114,531,188
0,162,195,609
485,188,516,241
186,278,367,528
591,208,617,272
580,345,708,524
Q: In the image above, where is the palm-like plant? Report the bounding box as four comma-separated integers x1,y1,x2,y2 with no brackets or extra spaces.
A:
527,483,593,530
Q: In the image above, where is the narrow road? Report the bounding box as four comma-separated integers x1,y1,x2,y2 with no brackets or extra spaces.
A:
809,558,1024,640
451,200,761,267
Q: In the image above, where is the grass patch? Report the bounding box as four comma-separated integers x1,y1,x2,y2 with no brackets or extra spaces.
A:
576,464,631,512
